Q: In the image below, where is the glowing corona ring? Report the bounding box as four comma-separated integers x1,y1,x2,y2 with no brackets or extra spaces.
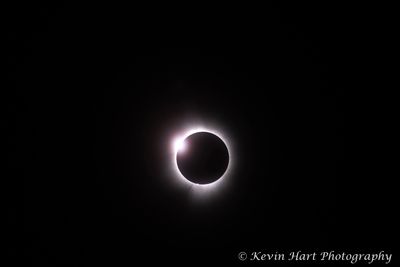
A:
171,126,233,192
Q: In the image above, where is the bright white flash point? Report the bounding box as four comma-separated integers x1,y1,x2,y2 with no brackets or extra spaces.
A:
174,138,187,153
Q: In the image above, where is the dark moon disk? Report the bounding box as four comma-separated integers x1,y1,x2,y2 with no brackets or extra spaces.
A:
176,132,229,184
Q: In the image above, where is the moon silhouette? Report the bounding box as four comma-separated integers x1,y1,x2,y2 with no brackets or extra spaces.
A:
176,132,229,184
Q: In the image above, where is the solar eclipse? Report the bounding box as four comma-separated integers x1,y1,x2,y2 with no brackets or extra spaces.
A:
176,132,229,184
171,126,233,190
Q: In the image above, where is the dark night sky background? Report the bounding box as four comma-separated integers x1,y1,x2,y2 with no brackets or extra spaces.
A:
5,3,394,266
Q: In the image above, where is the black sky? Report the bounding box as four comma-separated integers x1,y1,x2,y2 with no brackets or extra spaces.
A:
5,3,394,266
